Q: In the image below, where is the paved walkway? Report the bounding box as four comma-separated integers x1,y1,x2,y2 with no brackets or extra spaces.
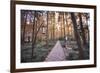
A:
45,40,67,61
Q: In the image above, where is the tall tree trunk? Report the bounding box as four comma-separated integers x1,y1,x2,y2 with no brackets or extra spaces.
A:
65,13,69,37
60,14,62,38
71,13,84,59
52,13,55,40
63,13,65,38
79,13,87,47
32,12,44,58
50,13,53,40
31,11,36,58
22,12,27,45
46,11,49,48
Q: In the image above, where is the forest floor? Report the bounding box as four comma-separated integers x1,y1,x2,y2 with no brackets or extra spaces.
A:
21,39,89,63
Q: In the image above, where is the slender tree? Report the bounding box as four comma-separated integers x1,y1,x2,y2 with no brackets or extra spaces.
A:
79,13,87,47
22,11,28,45
63,12,66,38
46,11,49,48
52,12,55,40
31,11,36,58
31,11,44,57
71,13,84,59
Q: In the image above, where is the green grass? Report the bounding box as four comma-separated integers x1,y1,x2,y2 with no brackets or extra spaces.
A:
21,39,89,62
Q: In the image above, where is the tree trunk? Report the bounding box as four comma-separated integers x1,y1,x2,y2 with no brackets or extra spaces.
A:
79,13,87,47
63,13,65,38
32,12,44,58
71,13,84,59
60,14,62,38
31,11,36,58
52,13,55,40
46,11,49,48
22,12,27,45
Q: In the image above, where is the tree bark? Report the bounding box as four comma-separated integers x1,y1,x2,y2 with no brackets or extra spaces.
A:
79,13,87,47
31,11,36,58
22,12,27,45
52,13,55,40
32,12,44,57
46,11,49,48
71,13,84,59
63,13,66,38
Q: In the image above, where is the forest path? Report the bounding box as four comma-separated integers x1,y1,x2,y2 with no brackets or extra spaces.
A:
45,40,68,61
